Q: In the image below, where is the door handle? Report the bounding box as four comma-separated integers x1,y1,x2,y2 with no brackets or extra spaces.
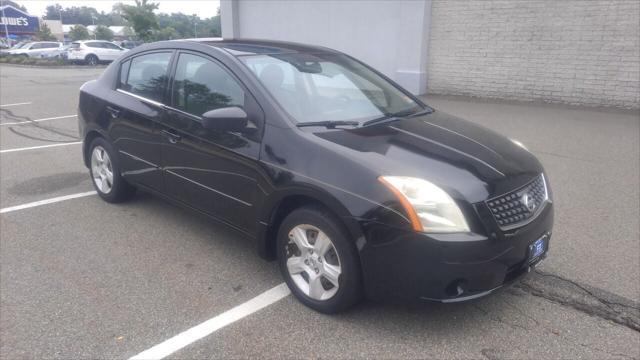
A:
105,105,121,118
161,129,182,144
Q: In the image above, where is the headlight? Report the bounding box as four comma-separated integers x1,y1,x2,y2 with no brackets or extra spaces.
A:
378,176,470,233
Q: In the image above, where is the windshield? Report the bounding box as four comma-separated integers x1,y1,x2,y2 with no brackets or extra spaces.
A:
240,53,423,124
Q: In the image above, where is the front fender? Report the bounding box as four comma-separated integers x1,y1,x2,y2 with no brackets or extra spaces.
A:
254,170,372,260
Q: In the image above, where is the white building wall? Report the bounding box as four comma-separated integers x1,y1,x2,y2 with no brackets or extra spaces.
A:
221,0,432,95
427,0,640,109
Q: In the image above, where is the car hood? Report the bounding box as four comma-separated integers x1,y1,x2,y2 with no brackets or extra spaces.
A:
313,110,544,203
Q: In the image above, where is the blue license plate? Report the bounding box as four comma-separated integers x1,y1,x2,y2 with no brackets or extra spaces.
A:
529,236,547,263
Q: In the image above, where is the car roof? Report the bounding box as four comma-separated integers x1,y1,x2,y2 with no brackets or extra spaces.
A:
184,38,340,56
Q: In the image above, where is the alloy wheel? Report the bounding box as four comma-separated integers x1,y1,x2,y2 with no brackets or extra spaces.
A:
91,146,114,194
285,224,342,301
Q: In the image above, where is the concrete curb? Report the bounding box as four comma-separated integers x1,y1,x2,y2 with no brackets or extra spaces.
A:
0,63,108,69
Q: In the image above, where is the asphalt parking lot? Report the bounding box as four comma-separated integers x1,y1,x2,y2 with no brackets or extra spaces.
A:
1,64,639,359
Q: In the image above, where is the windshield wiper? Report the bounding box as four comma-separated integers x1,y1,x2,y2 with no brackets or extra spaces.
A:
362,108,434,127
296,120,359,129
361,116,402,127
407,108,434,118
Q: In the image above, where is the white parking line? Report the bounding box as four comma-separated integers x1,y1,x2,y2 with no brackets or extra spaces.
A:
129,283,291,360
0,191,97,214
0,141,82,154
0,102,32,108
0,114,77,126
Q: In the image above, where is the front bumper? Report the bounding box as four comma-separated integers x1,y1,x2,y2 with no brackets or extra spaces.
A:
66,52,86,61
359,201,554,302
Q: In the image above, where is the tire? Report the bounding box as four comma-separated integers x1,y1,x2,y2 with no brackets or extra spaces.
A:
88,137,136,203
277,205,362,313
85,54,98,66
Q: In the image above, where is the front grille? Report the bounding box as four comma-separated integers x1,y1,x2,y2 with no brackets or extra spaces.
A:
486,174,548,230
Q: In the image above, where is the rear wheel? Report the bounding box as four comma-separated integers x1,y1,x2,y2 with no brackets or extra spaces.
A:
85,54,98,66
88,137,135,203
277,206,362,313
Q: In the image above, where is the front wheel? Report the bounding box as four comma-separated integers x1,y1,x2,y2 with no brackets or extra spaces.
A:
85,54,98,66
277,206,362,313
88,137,135,203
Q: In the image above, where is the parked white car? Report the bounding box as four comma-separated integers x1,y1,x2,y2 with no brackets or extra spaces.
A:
66,40,127,65
6,42,63,58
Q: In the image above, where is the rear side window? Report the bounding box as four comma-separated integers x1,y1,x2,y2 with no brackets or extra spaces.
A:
86,42,102,48
119,52,172,103
70,43,80,49
171,53,245,117
103,43,121,50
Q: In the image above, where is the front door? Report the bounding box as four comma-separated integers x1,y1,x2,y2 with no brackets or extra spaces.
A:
107,50,174,191
159,51,264,234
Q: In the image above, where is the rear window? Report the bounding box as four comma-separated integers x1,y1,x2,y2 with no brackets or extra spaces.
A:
118,52,172,103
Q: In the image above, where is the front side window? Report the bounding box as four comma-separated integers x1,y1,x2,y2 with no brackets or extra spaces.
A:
118,52,172,103
241,53,423,124
171,53,245,117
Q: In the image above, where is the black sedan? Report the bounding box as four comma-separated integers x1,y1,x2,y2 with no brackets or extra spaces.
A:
78,39,553,313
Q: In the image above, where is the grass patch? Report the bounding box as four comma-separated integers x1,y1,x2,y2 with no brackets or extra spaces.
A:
0,55,67,66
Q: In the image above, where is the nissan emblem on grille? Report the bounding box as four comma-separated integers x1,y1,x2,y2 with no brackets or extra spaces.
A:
522,193,536,212
485,174,548,230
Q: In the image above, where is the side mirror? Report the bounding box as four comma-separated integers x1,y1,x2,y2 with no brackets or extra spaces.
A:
201,107,248,132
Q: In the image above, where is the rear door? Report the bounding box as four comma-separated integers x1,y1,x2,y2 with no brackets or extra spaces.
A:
106,50,174,191
41,42,60,57
85,42,105,60
159,51,264,233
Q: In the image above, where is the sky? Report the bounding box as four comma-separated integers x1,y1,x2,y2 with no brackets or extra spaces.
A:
14,0,221,18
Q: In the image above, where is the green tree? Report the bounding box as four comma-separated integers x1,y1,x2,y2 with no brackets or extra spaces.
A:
156,11,221,40
69,25,90,41
122,26,135,39
94,25,114,41
44,4,64,20
117,0,159,42
152,26,178,41
35,23,57,41
44,3,126,26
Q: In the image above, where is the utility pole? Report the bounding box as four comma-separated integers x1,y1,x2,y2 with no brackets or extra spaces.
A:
1,0,10,46
193,14,197,38
92,14,96,39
